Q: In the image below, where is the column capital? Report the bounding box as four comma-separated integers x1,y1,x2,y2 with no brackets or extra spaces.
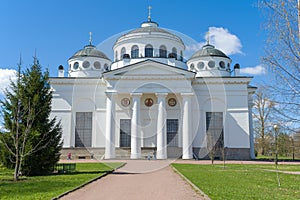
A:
105,91,117,98
181,92,194,97
130,92,143,97
155,93,168,97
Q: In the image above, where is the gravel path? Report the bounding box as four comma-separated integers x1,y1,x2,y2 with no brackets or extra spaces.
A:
60,160,204,200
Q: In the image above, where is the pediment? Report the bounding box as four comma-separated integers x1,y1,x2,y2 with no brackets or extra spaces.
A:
103,60,195,79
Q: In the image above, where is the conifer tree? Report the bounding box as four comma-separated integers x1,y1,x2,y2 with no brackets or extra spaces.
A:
0,58,62,180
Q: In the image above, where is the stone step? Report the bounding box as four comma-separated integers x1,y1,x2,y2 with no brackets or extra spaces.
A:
60,147,183,160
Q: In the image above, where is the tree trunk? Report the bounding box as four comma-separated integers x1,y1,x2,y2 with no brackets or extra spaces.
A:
14,156,19,181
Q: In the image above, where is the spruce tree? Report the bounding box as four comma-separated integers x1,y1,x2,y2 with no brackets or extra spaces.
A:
0,58,62,179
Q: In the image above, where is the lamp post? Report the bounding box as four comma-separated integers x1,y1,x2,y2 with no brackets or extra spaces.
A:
273,124,279,165
273,124,281,187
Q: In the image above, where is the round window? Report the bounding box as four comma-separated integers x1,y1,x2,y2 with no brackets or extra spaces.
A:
219,61,225,68
144,98,154,107
208,60,215,68
94,61,101,69
73,62,79,70
121,98,130,107
83,61,90,68
197,62,205,69
168,98,177,107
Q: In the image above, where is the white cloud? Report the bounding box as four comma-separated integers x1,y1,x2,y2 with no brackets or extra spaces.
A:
185,27,243,56
0,69,17,95
207,27,243,55
240,65,266,75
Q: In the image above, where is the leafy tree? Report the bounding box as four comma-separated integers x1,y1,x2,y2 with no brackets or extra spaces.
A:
0,59,62,180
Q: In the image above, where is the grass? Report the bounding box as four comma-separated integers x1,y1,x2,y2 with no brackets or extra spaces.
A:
0,162,123,200
172,163,300,200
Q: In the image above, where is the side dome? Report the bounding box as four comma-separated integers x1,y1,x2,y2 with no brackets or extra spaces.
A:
190,44,229,60
69,45,110,60
187,44,232,77
68,44,112,78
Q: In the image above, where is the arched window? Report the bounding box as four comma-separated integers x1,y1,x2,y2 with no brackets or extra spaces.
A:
115,51,118,61
131,45,139,59
121,47,126,60
145,44,153,57
172,47,177,60
159,45,167,58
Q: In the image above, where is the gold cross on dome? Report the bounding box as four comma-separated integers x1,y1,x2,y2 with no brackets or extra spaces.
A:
89,32,92,45
206,31,210,44
148,5,152,21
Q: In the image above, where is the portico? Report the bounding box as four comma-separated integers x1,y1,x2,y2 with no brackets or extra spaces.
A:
103,59,196,159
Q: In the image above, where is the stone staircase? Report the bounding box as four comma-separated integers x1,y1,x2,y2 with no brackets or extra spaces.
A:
60,147,183,160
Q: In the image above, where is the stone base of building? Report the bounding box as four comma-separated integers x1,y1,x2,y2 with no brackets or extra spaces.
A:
193,147,251,160
60,147,251,160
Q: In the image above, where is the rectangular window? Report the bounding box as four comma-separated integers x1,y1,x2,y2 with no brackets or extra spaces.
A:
75,112,92,147
167,119,179,146
120,119,131,147
206,112,224,153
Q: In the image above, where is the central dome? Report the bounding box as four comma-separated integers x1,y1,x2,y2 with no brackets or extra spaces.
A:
115,21,184,45
111,20,186,70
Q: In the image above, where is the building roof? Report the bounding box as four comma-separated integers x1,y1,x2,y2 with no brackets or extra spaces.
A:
69,45,110,60
116,21,184,45
190,44,230,60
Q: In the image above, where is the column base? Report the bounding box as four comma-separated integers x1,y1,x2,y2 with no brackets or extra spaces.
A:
156,155,167,159
130,153,141,159
105,154,115,159
182,154,193,159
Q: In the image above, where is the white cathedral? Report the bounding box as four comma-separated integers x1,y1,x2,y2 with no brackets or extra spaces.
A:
50,13,256,160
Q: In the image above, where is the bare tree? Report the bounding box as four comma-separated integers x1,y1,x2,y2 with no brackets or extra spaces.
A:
253,87,275,155
259,0,300,128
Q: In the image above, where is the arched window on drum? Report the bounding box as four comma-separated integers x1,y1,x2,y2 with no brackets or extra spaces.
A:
159,45,167,58
145,44,153,57
121,47,126,60
131,45,139,59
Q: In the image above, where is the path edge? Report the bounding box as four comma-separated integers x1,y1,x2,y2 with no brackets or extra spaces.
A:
52,162,126,200
171,165,211,200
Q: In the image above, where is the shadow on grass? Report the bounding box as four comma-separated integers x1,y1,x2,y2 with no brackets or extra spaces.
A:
51,170,111,176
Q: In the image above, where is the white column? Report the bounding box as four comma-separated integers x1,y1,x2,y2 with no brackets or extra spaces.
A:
182,93,193,159
156,93,168,159
248,97,255,159
105,92,115,159
130,93,142,159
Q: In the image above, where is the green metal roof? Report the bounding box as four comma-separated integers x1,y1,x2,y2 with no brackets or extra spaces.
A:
190,44,229,60
69,45,110,60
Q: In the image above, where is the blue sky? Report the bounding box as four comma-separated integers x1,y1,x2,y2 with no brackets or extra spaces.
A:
0,0,267,93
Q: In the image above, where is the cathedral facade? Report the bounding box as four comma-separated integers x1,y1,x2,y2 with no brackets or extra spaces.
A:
50,17,255,160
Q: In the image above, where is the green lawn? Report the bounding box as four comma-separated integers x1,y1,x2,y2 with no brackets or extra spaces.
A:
172,163,300,200
0,162,123,200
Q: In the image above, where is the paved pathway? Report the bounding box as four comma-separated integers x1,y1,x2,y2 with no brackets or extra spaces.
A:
60,160,204,200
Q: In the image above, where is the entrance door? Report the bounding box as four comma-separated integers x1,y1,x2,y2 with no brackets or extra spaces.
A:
120,119,131,147
167,119,178,146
